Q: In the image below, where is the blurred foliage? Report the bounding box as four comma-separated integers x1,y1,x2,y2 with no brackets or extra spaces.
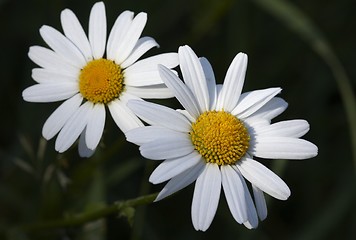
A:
0,0,355,239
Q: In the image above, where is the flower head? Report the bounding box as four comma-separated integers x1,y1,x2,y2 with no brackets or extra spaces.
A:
22,1,178,157
126,45,318,231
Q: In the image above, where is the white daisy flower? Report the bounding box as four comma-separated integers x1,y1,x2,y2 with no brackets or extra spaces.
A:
126,45,318,231
22,1,178,157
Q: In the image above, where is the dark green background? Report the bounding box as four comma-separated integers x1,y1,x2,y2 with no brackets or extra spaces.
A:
0,0,355,239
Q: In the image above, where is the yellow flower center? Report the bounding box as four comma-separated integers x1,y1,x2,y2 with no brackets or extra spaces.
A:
79,59,124,104
190,111,250,165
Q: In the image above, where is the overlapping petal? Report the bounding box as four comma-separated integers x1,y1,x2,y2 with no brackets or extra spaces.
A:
178,45,210,112
42,93,83,139
60,8,93,61
155,161,205,201
191,163,221,231
237,158,291,200
127,100,192,132
216,53,247,111
149,151,202,184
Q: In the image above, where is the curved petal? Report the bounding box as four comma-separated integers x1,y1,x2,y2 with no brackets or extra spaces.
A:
221,165,247,223
39,25,86,68
125,53,178,72
237,158,290,200
107,10,134,60
252,184,267,221
22,82,78,102
60,8,92,61
257,120,310,138
89,2,106,59
108,94,144,133
200,57,217,110
155,160,205,201
32,68,77,83
113,12,147,64
246,97,288,122
78,131,96,158
126,126,186,146
42,93,83,139
127,100,192,132
178,45,209,112
125,84,174,99
28,46,79,75
140,135,194,160
216,53,247,111
149,151,202,184
120,37,159,68
232,88,282,119
158,65,200,118
85,103,105,150
191,163,221,231
252,137,318,159
55,101,93,153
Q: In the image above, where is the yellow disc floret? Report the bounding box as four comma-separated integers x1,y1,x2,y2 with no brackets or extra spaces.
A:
79,59,124,104
190,111,250,165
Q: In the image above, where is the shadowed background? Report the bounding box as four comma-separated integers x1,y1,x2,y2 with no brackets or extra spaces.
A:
0,0,355,239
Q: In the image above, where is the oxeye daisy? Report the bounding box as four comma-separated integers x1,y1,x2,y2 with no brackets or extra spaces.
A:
22,1,178,157
126,45,318,231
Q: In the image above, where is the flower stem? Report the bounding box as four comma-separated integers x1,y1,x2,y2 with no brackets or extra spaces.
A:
18,193,158,233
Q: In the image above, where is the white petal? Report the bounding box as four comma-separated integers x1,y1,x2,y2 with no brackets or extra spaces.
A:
178,45,209,112
124,71,164,86
32,68,77,83
22,82,78,102
108,94,144,133
85,103,105,150
28,46,79,75
221,165,247,223
237,158,291,200
125,84,174,99
231,165,259,229
239,171,259,229
155,160,205,201
216,53,247,111
127,100,192,132
191,163,221,231
78,131,96,158
248,97,288,121
200,57,217,110
126,126,185,146
55,101,93,153
39,25,86,68
42,93,83,139
149,151,202,184
124,53,179,77
158,65,200,118
176,109,196,123
257,120,310,138
113,12,147,64
107,10,134,60
60,8,92,61
252,184,267,221
89,2,106,59
140,136,194,160
253,137,318,159
120,37,159,68
232,88,282,119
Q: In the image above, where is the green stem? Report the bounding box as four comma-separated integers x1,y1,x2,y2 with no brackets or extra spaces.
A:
18,193,158,233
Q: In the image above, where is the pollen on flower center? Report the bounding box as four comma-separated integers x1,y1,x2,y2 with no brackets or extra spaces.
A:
190,111,250,165
79,58,124,104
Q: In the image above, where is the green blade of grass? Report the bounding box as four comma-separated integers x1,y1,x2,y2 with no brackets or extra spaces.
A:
252,0,356,171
